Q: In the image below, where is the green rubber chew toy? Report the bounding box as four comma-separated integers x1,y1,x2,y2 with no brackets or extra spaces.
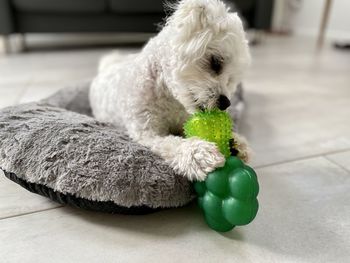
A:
184,109,259,232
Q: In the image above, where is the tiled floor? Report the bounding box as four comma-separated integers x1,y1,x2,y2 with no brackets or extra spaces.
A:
0,36,349,263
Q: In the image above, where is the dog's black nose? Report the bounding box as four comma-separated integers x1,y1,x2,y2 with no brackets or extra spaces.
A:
217,95,231,110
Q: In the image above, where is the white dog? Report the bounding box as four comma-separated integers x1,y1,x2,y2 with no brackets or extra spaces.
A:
90,0,251,181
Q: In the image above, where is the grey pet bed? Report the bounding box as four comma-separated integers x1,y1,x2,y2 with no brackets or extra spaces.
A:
0,81,244,214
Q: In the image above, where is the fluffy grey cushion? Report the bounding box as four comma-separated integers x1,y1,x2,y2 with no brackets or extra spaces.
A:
0,81,244,212
0,101,194,209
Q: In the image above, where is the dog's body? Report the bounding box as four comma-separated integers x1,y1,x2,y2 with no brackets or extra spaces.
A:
90,0,251,181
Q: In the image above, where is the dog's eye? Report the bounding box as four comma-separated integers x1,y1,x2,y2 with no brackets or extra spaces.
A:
210,55,223,74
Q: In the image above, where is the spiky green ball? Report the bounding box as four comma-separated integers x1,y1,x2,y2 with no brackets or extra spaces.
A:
183,109,232,158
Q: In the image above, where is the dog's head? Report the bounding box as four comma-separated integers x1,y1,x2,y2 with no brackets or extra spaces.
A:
164,0,250,113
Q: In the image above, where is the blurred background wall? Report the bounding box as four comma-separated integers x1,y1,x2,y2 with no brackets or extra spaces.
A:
1,0,350,53
273,0,350,40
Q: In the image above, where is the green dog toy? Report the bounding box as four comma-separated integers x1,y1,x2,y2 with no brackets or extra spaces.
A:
184,109,259,232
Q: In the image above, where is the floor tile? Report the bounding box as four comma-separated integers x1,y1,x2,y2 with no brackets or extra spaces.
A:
0,171,61,219
0,53,44,85
1,35,349,263
326,150,350,172
14,48,138,103
28,69,95,86
18,83,72,103
0,84,26,108
0,157,348,263
241,37,350,167
250,156,350,263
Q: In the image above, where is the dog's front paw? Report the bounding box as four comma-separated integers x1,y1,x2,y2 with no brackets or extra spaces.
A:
173,138,225,181
232,133,252,163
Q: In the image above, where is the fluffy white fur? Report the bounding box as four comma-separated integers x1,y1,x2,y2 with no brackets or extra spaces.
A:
90,0,251,181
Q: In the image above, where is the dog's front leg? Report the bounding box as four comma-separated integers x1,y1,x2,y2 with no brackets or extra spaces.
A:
138,134,225,181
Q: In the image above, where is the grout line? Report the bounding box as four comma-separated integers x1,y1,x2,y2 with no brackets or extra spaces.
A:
0,205,63,221
254,148,350,170
14,85,30,105
323,155,350,175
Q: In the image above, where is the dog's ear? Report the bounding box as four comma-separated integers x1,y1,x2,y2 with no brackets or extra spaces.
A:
167,0,227,60
169,0,209,40
167,0,213,61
